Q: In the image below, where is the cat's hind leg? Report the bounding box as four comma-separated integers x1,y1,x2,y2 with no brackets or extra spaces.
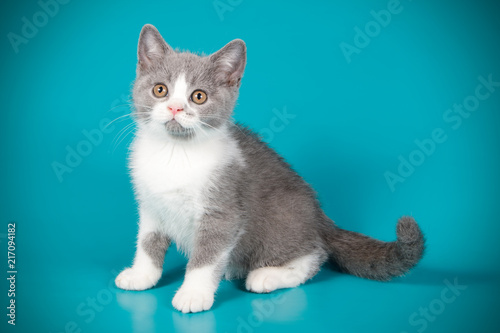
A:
245,251,325,293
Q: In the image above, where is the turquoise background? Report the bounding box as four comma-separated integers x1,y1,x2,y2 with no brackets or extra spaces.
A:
1,0,500,332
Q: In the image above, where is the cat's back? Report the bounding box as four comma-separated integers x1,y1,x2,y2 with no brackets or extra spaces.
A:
229,124,306,186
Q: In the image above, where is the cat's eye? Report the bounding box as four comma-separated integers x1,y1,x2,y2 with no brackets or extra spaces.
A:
191,90,207,104
153,84,168,98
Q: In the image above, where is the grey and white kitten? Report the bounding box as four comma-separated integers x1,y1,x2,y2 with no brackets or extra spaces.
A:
115,24,425,313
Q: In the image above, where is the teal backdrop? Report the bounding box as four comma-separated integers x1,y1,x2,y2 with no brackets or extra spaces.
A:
1,0,499,332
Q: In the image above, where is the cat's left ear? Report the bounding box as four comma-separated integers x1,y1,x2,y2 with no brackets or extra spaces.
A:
137,24,173,70
210,39,246,87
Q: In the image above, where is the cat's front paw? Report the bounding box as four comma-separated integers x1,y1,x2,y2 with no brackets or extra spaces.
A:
172,286,214,313
115,267,161,291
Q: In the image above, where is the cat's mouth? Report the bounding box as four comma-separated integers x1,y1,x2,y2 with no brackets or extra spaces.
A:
164,119,194,139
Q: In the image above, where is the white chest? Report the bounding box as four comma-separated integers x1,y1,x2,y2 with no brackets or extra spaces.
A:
129,132,238,254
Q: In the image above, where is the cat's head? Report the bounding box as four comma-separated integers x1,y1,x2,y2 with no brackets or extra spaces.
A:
132,24,246,140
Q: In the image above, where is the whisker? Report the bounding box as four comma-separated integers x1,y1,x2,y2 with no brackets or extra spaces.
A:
196,121,229,140
105,103,133,114
112,122,136,148
166,142,176,167
182,146,191,168
133,103,154,110
104,113,134,129
112,125,136,153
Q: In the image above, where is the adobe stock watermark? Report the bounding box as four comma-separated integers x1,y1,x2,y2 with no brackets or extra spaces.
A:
259,106,296,143
7,0,72,54
213,0,243,21
235,268,304,333
236,293,286,333
401,277,467,333
51,269,119,333
51,93,130,183
385,74,499,192
339,0,414,64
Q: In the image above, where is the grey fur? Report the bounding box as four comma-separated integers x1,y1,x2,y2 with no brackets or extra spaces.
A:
319,215,424,281
142,232,170,269
133,24,244,138
131,24,425,290
223,126,329,276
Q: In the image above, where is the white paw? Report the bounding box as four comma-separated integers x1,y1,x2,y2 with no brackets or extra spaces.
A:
172,286,214,313
115,267,162,291
246,267,303,293
246,267,282,293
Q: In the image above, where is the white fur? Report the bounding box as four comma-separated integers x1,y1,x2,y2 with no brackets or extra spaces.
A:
130,129,240,255
150,100,173,125
169,73,189,105
172,265,218,313
245,253,319,293
115,266,162,291
115,208,163,290
172,248,232,313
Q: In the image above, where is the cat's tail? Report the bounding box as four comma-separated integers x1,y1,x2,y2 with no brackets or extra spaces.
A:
321,216,425,281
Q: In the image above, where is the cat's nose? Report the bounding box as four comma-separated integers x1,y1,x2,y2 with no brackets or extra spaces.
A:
168,104,184,116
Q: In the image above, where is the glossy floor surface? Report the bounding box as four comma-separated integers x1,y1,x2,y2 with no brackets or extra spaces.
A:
2,0,500,332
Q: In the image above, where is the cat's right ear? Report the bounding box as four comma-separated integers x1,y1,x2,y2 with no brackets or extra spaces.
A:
137,24,172,70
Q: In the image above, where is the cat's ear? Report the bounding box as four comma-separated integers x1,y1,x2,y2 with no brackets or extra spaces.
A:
210,39,246,87
137,24,172,70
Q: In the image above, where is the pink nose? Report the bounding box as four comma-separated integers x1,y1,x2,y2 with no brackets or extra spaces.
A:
168,104,184,116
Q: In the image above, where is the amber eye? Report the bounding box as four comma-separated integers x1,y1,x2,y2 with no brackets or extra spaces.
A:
191,90,207,104
153,84,168,98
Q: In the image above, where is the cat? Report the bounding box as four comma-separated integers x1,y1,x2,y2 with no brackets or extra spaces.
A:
115,24,425,313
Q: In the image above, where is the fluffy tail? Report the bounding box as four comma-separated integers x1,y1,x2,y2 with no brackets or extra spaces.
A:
322,216,425,281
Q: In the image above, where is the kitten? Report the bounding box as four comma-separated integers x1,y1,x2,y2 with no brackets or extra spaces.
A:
115,24,425,313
